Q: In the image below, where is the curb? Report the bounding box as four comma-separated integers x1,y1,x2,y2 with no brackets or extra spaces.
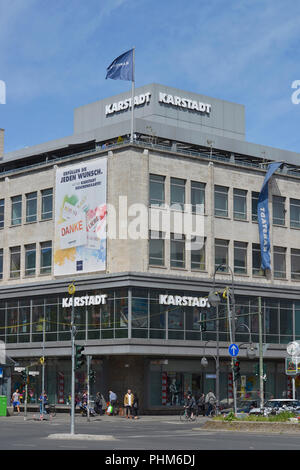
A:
47,433,117,441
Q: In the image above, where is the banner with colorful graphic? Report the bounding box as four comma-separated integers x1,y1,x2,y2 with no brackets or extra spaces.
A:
54,158,107,275
257,161,283,270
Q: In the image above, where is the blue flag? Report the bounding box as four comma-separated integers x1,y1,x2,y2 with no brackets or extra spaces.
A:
106,49,134,81
257,161,283,270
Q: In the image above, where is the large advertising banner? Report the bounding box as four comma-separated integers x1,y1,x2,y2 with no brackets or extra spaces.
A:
54,158,107,275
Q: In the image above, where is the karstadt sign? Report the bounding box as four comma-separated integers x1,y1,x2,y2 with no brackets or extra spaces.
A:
159,295,210,308
105,90,212,116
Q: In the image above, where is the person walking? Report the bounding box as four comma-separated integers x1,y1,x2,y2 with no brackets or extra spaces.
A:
12,389,21,414
132,393,139,419
39,390,48,416
185,393,196,419
109,390,117,415
197,393,206,416
205,390,217,416
124,389,135,419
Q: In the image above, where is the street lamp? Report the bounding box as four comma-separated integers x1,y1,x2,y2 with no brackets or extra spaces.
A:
207,264,237,415
200,340,219,414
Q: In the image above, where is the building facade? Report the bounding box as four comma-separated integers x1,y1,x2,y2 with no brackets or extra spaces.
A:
0,83,300,410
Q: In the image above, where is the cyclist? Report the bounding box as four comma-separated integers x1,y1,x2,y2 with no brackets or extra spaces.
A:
184,393,196,420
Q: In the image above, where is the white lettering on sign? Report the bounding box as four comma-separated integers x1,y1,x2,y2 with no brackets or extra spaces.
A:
158,92,211,114
105,92,151,115
62,295,108,308
159,295,210,308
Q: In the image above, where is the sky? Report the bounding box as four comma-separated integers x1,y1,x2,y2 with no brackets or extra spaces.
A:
0,0,300,155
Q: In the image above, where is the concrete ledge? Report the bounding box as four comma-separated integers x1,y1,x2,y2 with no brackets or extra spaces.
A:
47,433,117,441
202,420,300,433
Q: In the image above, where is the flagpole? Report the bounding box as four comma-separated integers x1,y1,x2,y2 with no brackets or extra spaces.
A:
130,47,135,143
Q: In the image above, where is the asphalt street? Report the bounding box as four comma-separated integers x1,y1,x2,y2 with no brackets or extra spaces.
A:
0,413,300,451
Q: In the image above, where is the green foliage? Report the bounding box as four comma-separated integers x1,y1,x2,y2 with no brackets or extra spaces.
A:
220,411,297,422
224,411,235,421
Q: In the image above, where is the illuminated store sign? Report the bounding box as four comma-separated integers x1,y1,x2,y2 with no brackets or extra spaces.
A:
159,295,210,308
62,295,107,308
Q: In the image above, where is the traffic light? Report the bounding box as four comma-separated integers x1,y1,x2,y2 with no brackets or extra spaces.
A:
75,345,85,370
200,313,207,332
233,360,240,381
21,370,28,384
89,370,96,384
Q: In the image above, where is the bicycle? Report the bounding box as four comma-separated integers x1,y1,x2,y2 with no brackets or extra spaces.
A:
180,407,197,422
208,404,219,417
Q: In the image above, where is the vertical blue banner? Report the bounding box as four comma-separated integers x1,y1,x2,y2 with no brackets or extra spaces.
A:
257,161,283,270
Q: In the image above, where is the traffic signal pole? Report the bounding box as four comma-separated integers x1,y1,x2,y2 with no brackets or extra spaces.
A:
258,297,264,411
227,292,237,415
87,355,90,422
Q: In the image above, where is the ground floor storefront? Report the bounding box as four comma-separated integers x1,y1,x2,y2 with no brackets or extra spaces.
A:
4,353,297,411
1,273,300,409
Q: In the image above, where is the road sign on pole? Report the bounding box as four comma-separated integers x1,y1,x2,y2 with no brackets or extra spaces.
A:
228,343,239,357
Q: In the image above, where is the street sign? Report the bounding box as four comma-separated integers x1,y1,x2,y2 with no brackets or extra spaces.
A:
285,357,300,375
14,367,25,372
228,343,239,357
28,371,39,376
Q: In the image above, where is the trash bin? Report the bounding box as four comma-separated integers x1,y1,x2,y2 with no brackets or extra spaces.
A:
0,396,7,417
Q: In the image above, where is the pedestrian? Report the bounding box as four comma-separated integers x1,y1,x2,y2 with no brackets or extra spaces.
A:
185,393,196,419
197,393,206,416
205,390,216,416
132,393,139,419
124,389,135,419
12,389,21,414
109,390,117,415
39,390,48,415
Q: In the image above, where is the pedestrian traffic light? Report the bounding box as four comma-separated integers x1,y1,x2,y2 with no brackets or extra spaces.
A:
75,345,85,370
89,370,96,384
233,360,240,381
21,370,28,383
199,313,207,332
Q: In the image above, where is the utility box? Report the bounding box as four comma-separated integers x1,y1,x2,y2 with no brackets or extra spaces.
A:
0,396,7,416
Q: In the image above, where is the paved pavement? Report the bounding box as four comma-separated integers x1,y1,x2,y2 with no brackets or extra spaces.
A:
1,413,300,451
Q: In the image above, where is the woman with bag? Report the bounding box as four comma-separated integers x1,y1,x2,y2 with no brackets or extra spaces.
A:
124,389,135,419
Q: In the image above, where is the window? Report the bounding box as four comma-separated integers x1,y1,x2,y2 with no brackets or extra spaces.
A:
170,177,185,210
290,198,300,229
291,249,300,280
0,249,3,279
191,236,205,271
233,189,247,220
171,233,185,268
10,246,21,278
0,199,4,229
11,195,22,226
252,191,259,222
40,241,52,274
215,239,229,271
273,195,285,226
191,181,205,214
26,192,37,223
149,231,165,266
25,244,36,276
41,188,53,220
214,185,228,217
252,243,264,276
274,246,286,279
149,175,165,206
234,241,247,274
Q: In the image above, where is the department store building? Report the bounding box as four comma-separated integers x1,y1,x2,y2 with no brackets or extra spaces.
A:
0,83,299,410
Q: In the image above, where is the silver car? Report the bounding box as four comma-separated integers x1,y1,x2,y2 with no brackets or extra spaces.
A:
249,399,300,416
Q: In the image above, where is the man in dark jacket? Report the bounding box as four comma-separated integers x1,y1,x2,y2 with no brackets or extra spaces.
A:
185,394,196,419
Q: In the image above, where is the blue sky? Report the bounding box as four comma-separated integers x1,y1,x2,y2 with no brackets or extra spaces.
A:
0,0,300,154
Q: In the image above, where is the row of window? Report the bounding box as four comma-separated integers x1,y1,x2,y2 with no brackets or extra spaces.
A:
149,174,300,228
0,242,52,279
149,233,300,280
0,188,53,228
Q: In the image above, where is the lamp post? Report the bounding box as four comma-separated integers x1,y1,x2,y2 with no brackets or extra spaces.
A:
208,264,237,415
68,282,76,435
201,339,220,414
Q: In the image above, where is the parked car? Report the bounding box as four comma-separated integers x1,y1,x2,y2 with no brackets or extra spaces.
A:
221,399,258,415
249,399,300,416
